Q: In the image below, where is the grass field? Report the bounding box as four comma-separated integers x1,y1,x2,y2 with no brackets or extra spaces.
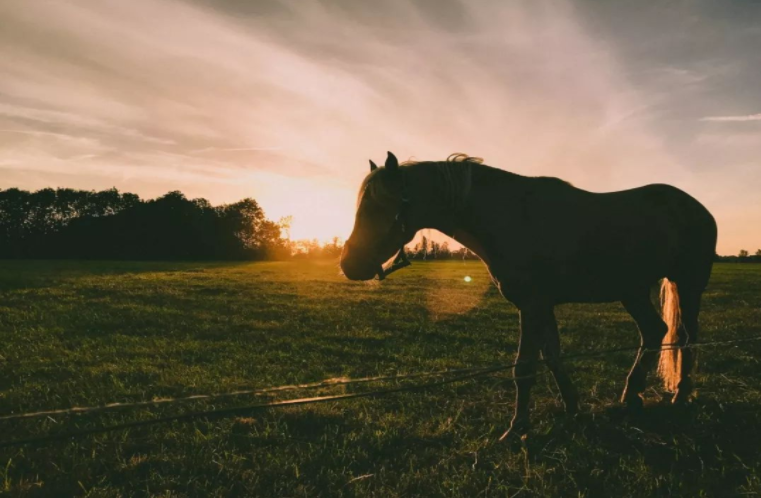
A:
1,260,760,496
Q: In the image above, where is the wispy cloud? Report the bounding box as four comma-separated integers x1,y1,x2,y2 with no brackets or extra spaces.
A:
191,147,283,154
0,0,759,252
700,113,761,122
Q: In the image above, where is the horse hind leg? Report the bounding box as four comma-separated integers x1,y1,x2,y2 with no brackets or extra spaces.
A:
671,287,703,405
667,227,714,404
621,294,669,410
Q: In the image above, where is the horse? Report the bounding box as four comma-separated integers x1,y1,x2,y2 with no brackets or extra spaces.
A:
340,152,717,439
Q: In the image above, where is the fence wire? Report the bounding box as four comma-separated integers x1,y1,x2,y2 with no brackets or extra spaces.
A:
1,334,760,449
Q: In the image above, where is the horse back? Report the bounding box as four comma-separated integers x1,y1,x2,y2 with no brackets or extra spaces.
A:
467,172,717,304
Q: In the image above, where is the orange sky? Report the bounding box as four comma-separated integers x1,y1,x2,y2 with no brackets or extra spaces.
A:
0,0,759,253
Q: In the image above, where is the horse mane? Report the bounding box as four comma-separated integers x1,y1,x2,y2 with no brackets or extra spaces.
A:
401,153,484,167
361,153,574,209
361,153,479,210
401,153,479,212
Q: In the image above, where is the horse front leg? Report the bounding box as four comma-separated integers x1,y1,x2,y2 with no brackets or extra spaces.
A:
542,310,579,414
500,304,547,441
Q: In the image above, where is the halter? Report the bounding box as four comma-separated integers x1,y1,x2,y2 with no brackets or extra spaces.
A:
376,170,412,280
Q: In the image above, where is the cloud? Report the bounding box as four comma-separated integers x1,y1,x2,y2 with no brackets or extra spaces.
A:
700,113,761,122
0,1,679,174
191,147,283,154
0,0,759,252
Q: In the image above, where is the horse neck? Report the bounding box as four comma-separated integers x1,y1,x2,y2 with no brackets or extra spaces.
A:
406,161,474,236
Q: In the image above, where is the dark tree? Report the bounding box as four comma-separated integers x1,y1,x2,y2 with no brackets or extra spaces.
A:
0,188,287,260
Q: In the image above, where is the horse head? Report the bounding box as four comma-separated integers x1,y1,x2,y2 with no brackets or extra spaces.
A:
340,151,414,280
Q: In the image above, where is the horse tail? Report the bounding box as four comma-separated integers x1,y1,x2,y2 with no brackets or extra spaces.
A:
657,278,682,392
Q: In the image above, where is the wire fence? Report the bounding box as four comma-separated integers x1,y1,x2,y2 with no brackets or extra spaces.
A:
1,334,761,450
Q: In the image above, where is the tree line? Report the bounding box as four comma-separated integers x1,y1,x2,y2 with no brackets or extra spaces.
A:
0,188,288,260
716,249,761,263
406,235,478,260
289,234,478,260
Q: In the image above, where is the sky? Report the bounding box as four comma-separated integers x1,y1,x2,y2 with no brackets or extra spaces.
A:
0,0,759,254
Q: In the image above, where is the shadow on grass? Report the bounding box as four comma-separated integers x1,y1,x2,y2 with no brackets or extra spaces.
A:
512,397,761,495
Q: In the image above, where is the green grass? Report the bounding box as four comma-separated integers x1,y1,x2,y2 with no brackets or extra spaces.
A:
1,260,760,497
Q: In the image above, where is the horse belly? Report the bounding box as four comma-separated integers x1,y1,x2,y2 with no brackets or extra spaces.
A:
551,267,661,303
550,245,671,303
491,256,663,305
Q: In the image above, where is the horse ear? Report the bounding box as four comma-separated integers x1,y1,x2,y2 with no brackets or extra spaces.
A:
385,151,399,171
369,160,378,171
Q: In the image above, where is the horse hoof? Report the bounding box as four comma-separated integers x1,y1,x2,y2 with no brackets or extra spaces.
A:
499,419,530,443
672,390,692,406
498,429,528,452
564,401,580,415
624,395,644,413
499,429,517,442
672,379,694,406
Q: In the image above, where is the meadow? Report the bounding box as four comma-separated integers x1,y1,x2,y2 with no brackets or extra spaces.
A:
0,260,760,497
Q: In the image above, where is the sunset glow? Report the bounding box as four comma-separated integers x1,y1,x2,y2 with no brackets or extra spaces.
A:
1,1,759,253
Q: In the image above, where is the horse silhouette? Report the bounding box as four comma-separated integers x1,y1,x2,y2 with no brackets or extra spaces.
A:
341,152,717,440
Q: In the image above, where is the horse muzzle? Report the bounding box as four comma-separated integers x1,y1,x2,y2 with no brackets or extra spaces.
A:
340,255,381,281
